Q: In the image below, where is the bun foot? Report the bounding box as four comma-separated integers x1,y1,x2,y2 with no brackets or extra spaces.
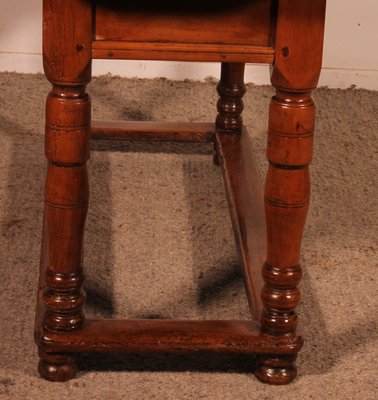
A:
255,354,297,385
38,350,78,382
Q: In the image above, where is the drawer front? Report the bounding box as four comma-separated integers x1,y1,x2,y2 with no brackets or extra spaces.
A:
95,0,273,47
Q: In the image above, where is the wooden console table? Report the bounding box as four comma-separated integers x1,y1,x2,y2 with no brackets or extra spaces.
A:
34,0,327,385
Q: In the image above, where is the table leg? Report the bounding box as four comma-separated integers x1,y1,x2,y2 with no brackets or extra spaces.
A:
214,62,246,164
37,0,92,381
38,82,90,381
254,0,326,384
256,87,315,385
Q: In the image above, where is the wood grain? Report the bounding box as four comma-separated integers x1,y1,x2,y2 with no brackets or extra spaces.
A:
91,121,215,142
95,1,272,46
216,128,266,321
256,0,326,385
37,0,93,381
92,41,274,63
36,0,327,385
39,319,303,354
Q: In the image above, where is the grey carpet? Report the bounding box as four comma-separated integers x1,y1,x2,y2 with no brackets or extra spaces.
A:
0,72,377,399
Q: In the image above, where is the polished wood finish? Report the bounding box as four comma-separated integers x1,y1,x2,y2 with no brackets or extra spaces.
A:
257,0,326,385
93,0,273,63
216,128,266,320
213,62,246,164
38,0,93,380
95,1,272,45
92,41,275,63
92,0,275,63
36,0,326,385
37,319,302,354
91,121,215,142
215,63,246,133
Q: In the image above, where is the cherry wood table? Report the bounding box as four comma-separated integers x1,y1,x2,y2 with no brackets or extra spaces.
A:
35,0,327,385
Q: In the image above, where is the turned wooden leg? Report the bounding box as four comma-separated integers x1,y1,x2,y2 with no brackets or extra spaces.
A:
254,0,325,384
255,88,314,385
36,0,92,381
39,83,90,381
214,62,246,164
42,84,90,332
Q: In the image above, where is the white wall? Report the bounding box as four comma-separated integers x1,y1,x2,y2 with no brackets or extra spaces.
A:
0,0,377,89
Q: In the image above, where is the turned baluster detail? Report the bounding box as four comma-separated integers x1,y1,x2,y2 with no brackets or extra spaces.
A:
39,83,91,381
42,85,90,332
261,90,315,336
35,0,94,381
256,89,315,384
37,0,93,380
254,0,326,384
214,63,246,164
216,63,246,132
